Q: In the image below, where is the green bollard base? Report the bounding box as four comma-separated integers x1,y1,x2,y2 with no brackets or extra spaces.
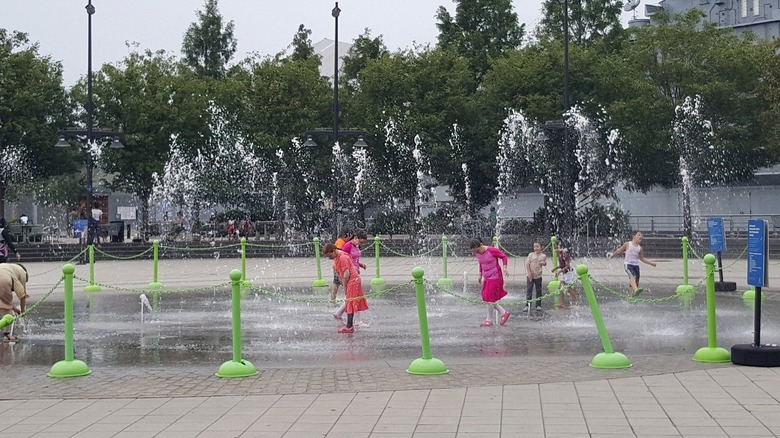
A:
370,277,386,287
48,360,91,378
590,352,632,369
0,314,15,329
436,277,453,289
546,280,560,294
84,285,101,293
240,280,253,288
407,357,449,375
147,282,164,290
312,279,328,288
216,359,258,378
693,346,731,363
675,284,696,296
742,289,764,301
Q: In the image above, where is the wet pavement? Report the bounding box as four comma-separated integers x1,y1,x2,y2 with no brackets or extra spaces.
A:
2,255,780,437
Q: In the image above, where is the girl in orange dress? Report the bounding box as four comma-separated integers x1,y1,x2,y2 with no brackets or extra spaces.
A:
323,243,368,333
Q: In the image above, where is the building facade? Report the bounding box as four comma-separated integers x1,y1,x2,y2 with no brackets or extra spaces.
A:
639,0,780,38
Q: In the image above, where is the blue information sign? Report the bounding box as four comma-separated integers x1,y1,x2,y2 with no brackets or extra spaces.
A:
747,219,768,287
707,217,725,253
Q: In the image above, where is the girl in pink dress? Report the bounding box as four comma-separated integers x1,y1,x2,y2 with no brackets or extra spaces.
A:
470,238,511,327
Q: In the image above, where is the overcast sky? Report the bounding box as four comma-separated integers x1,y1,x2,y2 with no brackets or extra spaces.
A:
2,1,634,85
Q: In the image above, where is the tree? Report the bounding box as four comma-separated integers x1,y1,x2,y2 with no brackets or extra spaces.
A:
90,48,208,235
181,0,237,79
536,0,624,46
436,0,524,79
608,10,777,191
341,29,388,89
0,29,71,216
289,24,318,63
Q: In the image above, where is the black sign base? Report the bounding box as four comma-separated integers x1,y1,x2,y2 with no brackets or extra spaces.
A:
731,344,780,367
714,281,737,292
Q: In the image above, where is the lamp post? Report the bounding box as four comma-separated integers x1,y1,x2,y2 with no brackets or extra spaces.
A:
332,2,340,144
558,0,575,240
55,0,122,246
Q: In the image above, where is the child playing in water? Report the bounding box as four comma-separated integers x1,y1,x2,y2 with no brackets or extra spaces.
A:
552,240,578,307
323,243,368,333
333,230,368,325
608,230,656,296
470,238,511,327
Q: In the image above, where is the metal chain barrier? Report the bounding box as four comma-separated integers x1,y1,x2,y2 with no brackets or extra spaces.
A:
378,241,443,258
589,274,708,304
72,275,231,294
94,246,153,260
425,277,577,307
245,241,312,249
15,276,65,318
158,243,241,252
247,281,413,305
30,248,88,278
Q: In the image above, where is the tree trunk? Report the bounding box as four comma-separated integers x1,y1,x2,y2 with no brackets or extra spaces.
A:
0,183,5,221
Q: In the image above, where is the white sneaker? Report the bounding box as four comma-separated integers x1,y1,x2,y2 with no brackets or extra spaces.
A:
535,305,542,311
522,305,530,312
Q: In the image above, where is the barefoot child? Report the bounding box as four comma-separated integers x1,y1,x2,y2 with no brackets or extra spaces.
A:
470,238,511,327
323,243,368,333
329,230,351,303
333,230,368,325
609,230,656,296
552,241,578,307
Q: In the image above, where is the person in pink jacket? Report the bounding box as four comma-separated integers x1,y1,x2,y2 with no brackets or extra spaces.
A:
470,238,511,327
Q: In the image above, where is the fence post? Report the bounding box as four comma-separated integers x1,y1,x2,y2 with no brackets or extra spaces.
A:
49,263,91,378
240,237,252,288
84,244,101,293
216,269,258,378
370,235,385,289
546,235,559,295
312,237,328,289
492,235,498,247
742,285,764,303
437,236,452,288
693,254,731,363
407,267,448,375
577,264,632,369
148,239,163,290
676,236,695,303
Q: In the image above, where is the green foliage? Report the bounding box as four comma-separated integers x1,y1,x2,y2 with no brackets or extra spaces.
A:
436,0,525,79
536,0,624,46
368,210,412,236
0,29,72,213
576,204,630,237
181,0,237,78
342,29,388,89
288,24,318,63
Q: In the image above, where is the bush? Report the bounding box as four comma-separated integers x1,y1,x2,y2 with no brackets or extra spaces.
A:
577,204,630,237
421,205,464,235
368,210,412,235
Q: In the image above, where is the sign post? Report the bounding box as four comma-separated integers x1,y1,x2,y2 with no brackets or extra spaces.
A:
708,217,735,291
731,219,779,366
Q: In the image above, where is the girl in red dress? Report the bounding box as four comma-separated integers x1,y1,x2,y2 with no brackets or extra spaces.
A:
470,238,511,327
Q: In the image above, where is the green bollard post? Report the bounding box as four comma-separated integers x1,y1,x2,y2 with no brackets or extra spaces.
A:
436,236,453,289
546,235,560,296
492,235,498,247
676,236,695,303
84,244,101,293
312,237,328,289
693,254,731,363
49,264,91,378
216,269,258,378
370,236,386,289
577,264,632,369
407,267,449,375
240,237,252,288
148,240,163,290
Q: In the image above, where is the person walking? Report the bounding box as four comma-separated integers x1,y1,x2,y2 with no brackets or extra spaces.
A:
323,243,368,334
470,238,511,327
0,263,28,342
524,241,547,311
609,230,656,296
0,218,21,263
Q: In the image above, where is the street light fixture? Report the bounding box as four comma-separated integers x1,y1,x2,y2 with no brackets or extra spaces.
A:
55,0,123,246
